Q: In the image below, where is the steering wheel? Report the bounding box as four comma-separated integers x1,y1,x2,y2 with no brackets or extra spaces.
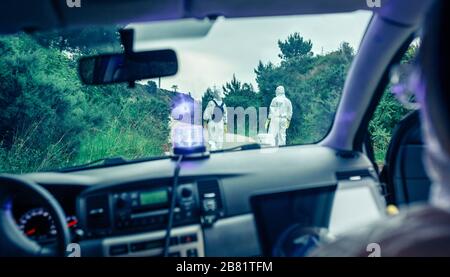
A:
272,225,334,257
0,174,70,256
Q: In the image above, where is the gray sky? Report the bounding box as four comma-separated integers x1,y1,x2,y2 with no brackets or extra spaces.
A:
137,11,372,99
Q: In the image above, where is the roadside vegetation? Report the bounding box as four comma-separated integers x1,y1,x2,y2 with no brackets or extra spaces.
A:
0,30,171,173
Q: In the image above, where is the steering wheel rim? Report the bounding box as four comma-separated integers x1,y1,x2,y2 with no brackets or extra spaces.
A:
0,174,70,257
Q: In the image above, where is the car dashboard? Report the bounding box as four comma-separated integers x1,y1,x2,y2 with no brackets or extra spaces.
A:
13,145,386,257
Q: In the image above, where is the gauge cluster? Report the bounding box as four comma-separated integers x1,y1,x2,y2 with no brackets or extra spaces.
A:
11,184,85,245
15,207,80,244
17,207,57,243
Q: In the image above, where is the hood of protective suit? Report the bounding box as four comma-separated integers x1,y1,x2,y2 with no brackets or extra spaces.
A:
276,86,285,97
212,88,224,101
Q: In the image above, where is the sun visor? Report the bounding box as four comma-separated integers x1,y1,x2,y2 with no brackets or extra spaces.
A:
128,18,214,47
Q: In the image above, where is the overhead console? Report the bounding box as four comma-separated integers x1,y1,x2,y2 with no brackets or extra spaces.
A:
77,178,225,256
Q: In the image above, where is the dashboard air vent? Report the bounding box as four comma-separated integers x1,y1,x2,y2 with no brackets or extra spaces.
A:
197,179,224,226
336,169,374,181
197,179,223,210
85,194,111,230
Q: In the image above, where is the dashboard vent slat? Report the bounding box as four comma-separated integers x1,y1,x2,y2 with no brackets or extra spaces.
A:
336,169,374,181
85,194,111,230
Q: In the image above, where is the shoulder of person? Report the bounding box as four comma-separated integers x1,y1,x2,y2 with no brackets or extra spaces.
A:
312,205,450,257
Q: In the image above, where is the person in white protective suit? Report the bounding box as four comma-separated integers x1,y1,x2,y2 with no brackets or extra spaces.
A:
203,88,227,151
266,86,293,146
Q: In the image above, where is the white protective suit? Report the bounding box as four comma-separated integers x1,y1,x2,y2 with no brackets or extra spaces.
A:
268,86,293,146
203,89,227,151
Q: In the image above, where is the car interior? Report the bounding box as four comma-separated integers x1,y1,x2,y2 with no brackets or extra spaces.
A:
0,0,438,257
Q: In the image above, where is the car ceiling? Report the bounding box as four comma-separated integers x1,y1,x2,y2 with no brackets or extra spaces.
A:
1,0,432,34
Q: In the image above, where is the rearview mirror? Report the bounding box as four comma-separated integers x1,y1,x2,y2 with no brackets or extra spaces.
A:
78,49,178,85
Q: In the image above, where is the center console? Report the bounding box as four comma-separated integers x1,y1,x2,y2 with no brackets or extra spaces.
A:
103,224,204,257
113,185,197,232
77,179,224,257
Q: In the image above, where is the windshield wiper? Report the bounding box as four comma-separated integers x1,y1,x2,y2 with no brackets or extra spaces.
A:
212,143,262,153
50,155,169,173
50,143,263,172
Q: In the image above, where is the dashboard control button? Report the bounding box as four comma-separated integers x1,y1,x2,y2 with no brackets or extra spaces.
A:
181,188,192,198
202,198,217,212
169,252,181,257
170,236,179,246
130,242,146,252
109,244,128,256
157,215,165,223
186,248,198,257
174,213,182,221
131,199,139,207
184,211,193,218
116,198,127,209
180,234,197,244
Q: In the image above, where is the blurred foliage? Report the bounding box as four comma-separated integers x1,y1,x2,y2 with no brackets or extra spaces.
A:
369,43,418,163
31,26,124,54
0,31,170,173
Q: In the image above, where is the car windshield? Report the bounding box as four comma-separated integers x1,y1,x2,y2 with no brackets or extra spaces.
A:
0,12,371,174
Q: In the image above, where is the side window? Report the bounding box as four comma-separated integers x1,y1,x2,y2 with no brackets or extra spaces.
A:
368,41,420,166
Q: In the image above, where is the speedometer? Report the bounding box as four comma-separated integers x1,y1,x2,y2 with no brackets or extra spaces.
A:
18,207,57,243
17,207,80,244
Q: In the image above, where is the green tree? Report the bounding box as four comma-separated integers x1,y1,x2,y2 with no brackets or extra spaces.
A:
146,80,158,94
278,32,313,60
32,26,123,54
221,75,260,136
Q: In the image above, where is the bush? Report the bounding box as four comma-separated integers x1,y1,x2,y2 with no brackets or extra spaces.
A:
0,33,171,173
